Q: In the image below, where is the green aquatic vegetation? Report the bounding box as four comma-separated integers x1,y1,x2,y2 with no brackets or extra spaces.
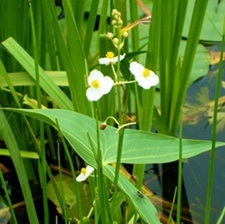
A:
0,0,225,223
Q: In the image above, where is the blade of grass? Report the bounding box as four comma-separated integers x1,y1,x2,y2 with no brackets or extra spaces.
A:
167,187,177,224
0,168,18,224
57,144,69,223
55,118,84,223
0,110,39,224
63,0,91,114
205,17,225,224
216,206,225,224
98,0,109,34
171,0,209,134
40,1,58,70
0,71,69,87
28,2,49,223
84,0,100,57
129,0,139,60
176,108,183,223
0,149,39,159
0,0,30,72
42,0,91,114
1,37,73,110
133,0,161,189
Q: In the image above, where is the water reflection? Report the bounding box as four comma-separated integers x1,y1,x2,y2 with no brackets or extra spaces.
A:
183,58,225,223
146,46,225,223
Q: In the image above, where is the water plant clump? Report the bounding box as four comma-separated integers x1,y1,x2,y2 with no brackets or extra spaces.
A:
0,1,225,223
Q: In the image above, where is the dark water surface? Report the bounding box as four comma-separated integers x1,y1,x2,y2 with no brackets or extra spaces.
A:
182,60,225,223
146,48,225,223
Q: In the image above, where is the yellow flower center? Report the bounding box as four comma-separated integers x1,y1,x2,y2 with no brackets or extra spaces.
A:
142,69,151,77
91,79,100,88
81,168,87,174
106,51,115,59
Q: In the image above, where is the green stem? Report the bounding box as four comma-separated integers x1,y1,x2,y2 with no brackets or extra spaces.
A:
129,0,139,59
0,168,18,224
167,187,177,224
113,33,125,194
28,2,48,223
57,144,68,223
0,110,39,224
95,109,112,223
176,108,183,223
113,128,125,192
133,0,161,190
55,118,83,223
205,28,225,224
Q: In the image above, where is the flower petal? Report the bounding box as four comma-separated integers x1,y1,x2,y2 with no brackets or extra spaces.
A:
148,72,159,86
86,87,103,101
100,76,114,94
129,61,145,77
88,70,104,86
86,165,94,175
111,53,126,63
76,173,87,182
136,79,152,89
130,61,159,89
76,165,94,182
98,53,126,65
98,57,111,65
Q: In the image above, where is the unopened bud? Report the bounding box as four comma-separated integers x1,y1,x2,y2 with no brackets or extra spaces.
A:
106,32,114,39
112,37,119,45
112,9,118,16
118,19,123,26
100,122,107,130
122,31,129,38
112,19,117,26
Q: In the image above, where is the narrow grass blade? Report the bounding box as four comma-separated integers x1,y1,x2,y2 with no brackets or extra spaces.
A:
205,19,225,224
1,37,73,110
0,110,39,224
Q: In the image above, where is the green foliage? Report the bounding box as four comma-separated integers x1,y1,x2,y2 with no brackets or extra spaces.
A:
183,0,225,42
2,37,73,110
10,109,225,166
0,0,224,223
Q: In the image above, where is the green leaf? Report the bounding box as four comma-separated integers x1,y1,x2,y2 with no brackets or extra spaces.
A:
183,0,225,42
1,37,73,110
47,174,92,217
104,165,160,223
178,42,210,85
9,108,225,223
0,110,39,224
9,109,225,165
0,149,39,159
0,71,68,87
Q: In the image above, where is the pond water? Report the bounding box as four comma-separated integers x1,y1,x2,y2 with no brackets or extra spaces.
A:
182,58,225,223
146,46,225,223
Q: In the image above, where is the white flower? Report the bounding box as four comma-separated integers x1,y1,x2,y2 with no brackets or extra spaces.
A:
86,70,114,101
76,165,94,182
98,51,126,65
129,61,159,89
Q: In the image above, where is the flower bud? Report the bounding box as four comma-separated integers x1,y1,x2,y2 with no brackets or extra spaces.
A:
112,9,118,15
122,31,129,38
117,19,123,27
100,122,107,130
112,38,119,45
106,32,114,39
112,19,117,26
